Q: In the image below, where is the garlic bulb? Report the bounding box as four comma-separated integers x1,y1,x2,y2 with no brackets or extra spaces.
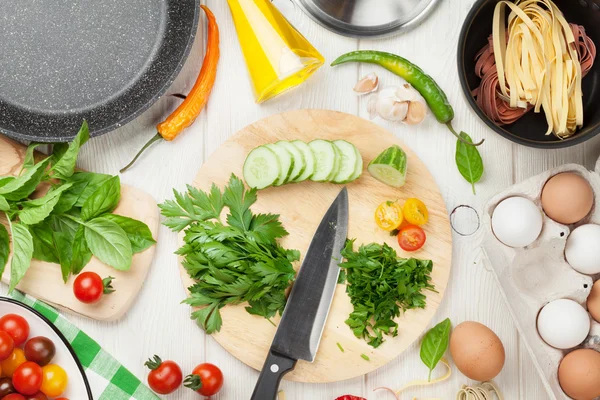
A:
354,73,379,95
370,84,428,124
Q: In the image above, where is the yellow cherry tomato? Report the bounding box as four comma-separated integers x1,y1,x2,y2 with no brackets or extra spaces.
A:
0,348,26,377
40,364,68,397
374,201,404,231
403,198,429,226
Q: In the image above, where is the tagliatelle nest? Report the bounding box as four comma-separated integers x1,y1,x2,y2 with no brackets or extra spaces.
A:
456,382,504,400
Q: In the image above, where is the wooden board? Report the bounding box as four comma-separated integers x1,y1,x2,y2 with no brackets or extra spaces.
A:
180,109,452,383
0,135,159,321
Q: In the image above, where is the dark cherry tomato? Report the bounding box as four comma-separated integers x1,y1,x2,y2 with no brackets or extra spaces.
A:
145,356,182,395
397,225,426,252
184,363,223,396
73,273,115,304
24,337,55,367
0,377,16,397
0,331,15,361
2,394,26,400
25,393,48,400
12,362,43,395
0,315,29,347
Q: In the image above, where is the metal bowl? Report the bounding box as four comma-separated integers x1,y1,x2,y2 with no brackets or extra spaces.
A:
457,0,600,148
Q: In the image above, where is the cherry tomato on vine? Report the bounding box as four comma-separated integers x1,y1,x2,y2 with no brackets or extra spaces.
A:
12,362,43,395
3,394,26,400
73,273,115,304
25,393,48,400
374,201,404,231
397,225,426,252
1,349,27,377
145,356,182,395
24,337,55,367
0,331,15,361
184,363,223,396
402,198,429,226
0,377,16,397
0,315,29,347
39,364,68,397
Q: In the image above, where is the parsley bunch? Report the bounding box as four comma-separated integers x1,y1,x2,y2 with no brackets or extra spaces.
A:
339,240,435,348
160,175,299,334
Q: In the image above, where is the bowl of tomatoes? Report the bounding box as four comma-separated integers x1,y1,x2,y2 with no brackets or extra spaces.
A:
0,298,92,399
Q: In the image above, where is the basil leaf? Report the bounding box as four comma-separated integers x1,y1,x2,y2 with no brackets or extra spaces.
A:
53,172,111,214
98,214,155,253
9,223,34,293
51,214,79,239
0,177,14,189
52,231,73,282
0,196,8,212
51,121,89,180
71,225,92,275
80,176,120,221
22,143,41,172
420,318,452,381
0,224,9,278
84,218,132,271
455,132,484,195
29,222,59,263
18,183,73,225
0,158,51,201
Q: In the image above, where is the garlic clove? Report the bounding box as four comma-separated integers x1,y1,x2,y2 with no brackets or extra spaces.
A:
405,101,428,125
377,98,409,122
396,83,421,101
354,73,379,95
367,94,378,120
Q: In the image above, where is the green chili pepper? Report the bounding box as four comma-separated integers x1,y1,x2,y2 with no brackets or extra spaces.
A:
331,51,483,147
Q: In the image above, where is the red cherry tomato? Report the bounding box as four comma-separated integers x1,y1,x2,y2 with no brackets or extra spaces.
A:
0,315,29,347
12,362,43,395
184,363,223,396
3,393,26,400
73,273,114,304
335,396,367,400
0,331,15,361
397,225,426,252
25,393,48,400
144,356,182,395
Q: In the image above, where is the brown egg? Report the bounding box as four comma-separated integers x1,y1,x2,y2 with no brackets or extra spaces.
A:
541,172,594,225
449,321,505,381
558,349,600,400
587,281,600,323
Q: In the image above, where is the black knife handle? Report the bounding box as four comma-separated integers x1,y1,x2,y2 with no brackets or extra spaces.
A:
250,349,297,400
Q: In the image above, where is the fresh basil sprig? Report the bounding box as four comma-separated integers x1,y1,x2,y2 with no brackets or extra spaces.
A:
0,121,156,292
455,132,484,195
420,318,452,381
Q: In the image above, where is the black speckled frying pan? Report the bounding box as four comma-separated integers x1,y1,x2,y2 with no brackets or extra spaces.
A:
0,0,199,142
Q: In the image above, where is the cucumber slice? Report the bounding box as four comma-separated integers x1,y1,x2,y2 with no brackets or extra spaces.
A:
243,146,281,189
332,140,358,183
266,143,294,186
368,145,408,187
276,141,305,183
347,145,363,182
326,143,342,181
308,140,338,182
291,140,315,182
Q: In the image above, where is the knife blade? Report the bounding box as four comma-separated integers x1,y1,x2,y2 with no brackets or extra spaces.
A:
250,187,349,400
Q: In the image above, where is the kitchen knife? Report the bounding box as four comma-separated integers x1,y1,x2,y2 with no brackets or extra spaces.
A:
250,187,349,400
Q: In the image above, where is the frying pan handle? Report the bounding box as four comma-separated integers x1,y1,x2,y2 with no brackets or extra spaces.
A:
250,349,297,400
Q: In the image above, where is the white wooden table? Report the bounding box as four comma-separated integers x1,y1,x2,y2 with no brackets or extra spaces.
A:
50,0,600,398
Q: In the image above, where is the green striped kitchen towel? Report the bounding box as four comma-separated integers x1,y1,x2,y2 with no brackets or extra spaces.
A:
10,291,158,400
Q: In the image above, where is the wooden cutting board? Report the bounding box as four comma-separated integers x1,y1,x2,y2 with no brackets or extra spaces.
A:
181,110,452,383
0,135,159,321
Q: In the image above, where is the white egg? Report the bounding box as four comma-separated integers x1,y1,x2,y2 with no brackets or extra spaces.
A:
492,197,543,247
537,299,590,349
565,224,600,274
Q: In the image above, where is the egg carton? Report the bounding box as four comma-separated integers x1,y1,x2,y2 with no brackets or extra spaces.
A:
481,158,600,400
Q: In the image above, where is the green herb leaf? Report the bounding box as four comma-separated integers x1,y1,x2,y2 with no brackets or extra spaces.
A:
18,183,73,225
52,231,74,282
29,222,59,263
70,225,92,275
191,303,223,334
84,218,132,271
455,132,484,195
22,143,41,172
0,224,9,278
97,214,155,253
0,158,51,201
0,196,9,212
80,176,120,221
420,318,452,381
72,172,113,207
9,223,34,293
51,121,89,180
